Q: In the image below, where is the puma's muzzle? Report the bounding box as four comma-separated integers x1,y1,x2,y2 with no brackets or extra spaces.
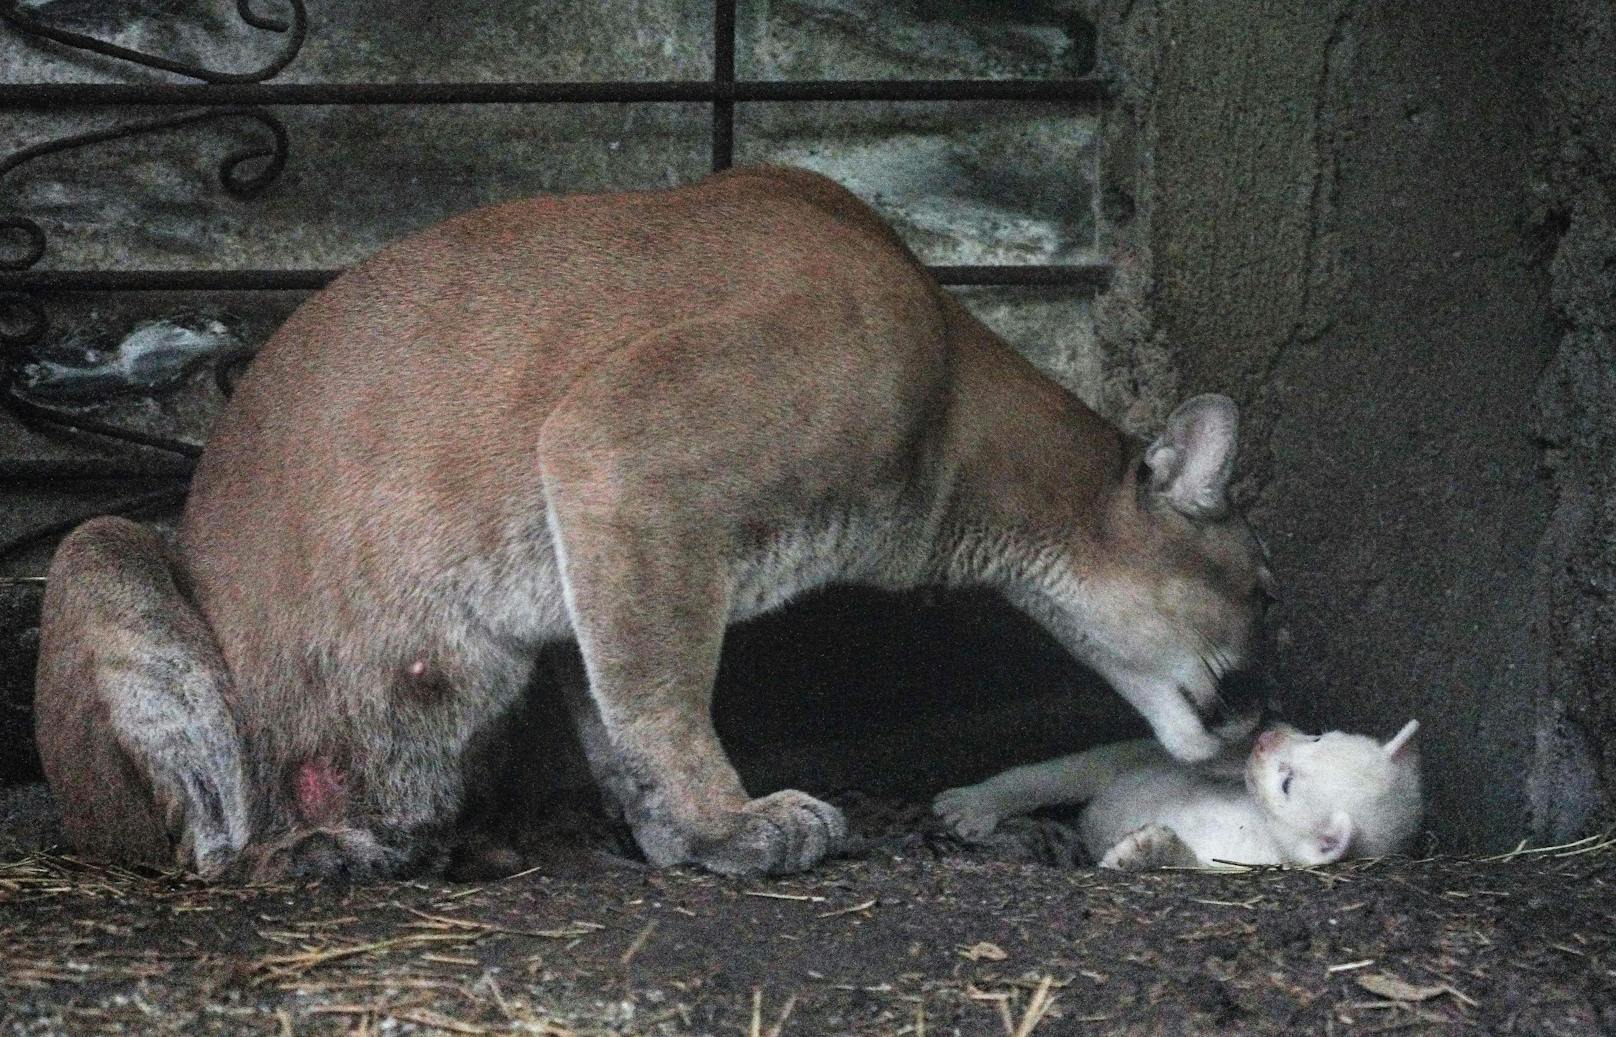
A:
1205,665,1267,740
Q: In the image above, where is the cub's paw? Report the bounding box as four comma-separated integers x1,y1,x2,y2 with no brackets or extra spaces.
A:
689,790,847,877
932,785,1003,842
1097,822,1196,872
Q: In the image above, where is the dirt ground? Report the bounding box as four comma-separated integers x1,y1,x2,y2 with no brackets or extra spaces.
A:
1,790,1612,1037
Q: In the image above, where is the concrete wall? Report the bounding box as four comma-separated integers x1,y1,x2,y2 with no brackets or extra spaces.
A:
3,0,1612,849
1534,0,1616,842
1099,0,1613,849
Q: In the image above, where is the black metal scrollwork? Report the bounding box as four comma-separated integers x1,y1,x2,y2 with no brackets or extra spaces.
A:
0,2,309,558
0,0,307,84
0,106,287,352
1,108,287,458
0,105,289,267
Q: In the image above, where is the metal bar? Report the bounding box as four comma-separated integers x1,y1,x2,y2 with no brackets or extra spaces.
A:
0,459,194,482
0,486,189,564
0,263,1111,291
0,270,337,291
0,79,1109,108
711,0,737,171
2,388,204,458
929,264,1112,288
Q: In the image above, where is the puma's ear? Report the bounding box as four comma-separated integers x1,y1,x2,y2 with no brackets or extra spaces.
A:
1301,811,1355,866
1383,719,1420,760
1145,394,1239,520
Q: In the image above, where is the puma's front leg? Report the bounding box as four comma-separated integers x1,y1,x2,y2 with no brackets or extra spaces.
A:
535,315,871,876
540,497,845,876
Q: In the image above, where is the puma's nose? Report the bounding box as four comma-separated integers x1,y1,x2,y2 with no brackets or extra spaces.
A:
1254,728,1283,755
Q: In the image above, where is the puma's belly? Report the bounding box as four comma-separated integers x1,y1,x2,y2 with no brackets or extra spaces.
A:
727,507,923,621
1154,797,1284,866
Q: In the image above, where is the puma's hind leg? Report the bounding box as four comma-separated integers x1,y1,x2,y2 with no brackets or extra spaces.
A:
34,517,251,878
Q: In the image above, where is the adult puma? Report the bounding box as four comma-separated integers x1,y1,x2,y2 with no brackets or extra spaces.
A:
35,165,1271,880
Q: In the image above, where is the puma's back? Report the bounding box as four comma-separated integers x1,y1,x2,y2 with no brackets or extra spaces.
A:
178,167,956,741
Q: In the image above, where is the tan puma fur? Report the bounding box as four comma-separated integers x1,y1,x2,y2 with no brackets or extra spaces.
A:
34,165,1270,879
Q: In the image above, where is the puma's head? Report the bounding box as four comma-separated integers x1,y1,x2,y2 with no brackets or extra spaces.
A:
1057,394,1275,762
1245,720,1423,864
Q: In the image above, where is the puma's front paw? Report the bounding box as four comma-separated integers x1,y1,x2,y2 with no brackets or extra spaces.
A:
1098,822,1197,871
932,784,1005,842
688,790,847,877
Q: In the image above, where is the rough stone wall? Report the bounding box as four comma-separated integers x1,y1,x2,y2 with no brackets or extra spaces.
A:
1096,0,1612,849
1255,0,1561,852
1533,0,1616,838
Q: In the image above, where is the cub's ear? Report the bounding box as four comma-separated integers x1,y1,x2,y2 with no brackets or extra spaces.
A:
1299,811,1355,866
1145,394,1239,520
1383,719,1420,760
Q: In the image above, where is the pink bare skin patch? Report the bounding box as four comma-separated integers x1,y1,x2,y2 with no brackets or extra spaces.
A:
294,758,348,824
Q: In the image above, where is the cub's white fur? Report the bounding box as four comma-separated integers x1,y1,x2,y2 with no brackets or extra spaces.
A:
934,720,1422,870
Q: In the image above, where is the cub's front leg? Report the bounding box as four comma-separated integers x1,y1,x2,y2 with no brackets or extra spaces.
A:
934,739,1165,841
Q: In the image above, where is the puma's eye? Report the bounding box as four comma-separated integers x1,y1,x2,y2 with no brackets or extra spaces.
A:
1281,772,1294,796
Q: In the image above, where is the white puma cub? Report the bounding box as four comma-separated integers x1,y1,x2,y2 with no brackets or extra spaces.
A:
934,721,1422,869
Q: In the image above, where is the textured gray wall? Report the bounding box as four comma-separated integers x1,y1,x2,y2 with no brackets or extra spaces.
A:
1533,0,1616,843
1098,0,1613,849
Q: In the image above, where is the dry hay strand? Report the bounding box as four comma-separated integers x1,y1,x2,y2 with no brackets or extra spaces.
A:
747,988,798,1037
1131,826,1616,888
251,931,488,982
1476,829,1616,863
1009,975,1058,1037
0,849,287,904
249,906,604,984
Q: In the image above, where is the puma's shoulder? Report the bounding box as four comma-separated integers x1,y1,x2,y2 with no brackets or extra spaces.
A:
706,165,921,262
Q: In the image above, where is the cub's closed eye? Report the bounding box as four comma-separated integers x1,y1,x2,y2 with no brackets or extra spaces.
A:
1281,772,1293,796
